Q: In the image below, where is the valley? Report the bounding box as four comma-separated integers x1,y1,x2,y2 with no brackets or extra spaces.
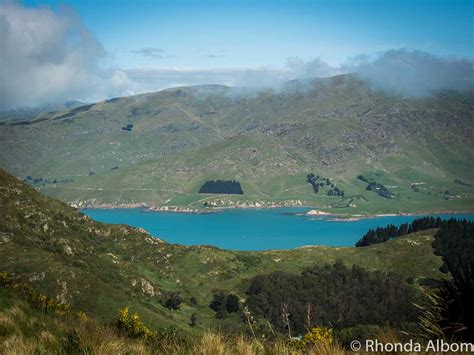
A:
2,1,474,352
0,168,446,337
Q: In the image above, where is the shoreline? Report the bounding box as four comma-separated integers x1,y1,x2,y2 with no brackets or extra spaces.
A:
310,210,474,222
77,202,474,220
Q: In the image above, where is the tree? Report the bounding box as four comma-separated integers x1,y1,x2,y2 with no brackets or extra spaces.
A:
189,296,198,306
356,217,448,247
226,294,240,313
198,180,244,195
245,262,416,335
210,291,240,319
419,219,474,341
190,313,198,327
164,292,182,310
210,291,226,313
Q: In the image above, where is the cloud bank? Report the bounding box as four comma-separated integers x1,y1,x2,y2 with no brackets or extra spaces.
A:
0,2,93,108
0,1,135,109
349,49,474,97
0,2,472,109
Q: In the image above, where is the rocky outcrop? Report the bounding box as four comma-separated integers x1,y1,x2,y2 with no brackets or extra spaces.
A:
203,198,304,209
306,209,331,216
132,278,159,297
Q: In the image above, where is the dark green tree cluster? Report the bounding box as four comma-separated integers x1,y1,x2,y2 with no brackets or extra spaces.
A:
355,224,400,247
24,176,70,185
306,173,320,193
454,179,472,187
164,292,182,310
366,182,395,199
306,173,344,196
327,186,344,196
357,175,394,198
419,219,474,341
357,175,369,183
245,261,416,335
356,217,446,247
209,291,240,319
198,180,244,195
32,177,43,184
411,216,444,231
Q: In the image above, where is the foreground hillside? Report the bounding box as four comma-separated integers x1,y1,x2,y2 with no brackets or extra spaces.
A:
1,75,473,214
0,171,441,354
0,168,444,337
0,285,351,354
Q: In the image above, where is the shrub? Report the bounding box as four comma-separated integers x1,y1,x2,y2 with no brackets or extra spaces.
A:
61,331,91,354
115,307,155,339
0,271,86,320
210,292,240,319
225,294,240,313
164,292,182,310
290,326,334,350
190,313,198,327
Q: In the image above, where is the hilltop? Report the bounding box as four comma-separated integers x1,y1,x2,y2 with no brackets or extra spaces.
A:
0,100,85,123
0,74,473,214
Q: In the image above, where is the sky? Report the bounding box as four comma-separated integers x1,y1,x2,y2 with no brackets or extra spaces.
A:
1,0,473,108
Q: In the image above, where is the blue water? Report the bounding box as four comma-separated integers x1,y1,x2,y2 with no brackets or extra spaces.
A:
83,208,474,251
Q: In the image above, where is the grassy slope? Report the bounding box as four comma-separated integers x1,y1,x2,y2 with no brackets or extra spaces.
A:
0,75,473,214
40,139,474,214
0,286,351,354
0,169,444,334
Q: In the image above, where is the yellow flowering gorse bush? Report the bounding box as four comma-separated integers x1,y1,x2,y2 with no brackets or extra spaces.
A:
116,307,155,340
291,326,334,349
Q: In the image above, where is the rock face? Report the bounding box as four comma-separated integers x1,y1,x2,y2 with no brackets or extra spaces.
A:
56,280,68,304
149,206,200,213
29,272,45,282
132,278,158,297
0,232,11,244
203,198,304,208
57,238,74,256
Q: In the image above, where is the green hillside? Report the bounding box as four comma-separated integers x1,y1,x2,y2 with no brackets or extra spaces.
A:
1,75,473,213
0,168,445,337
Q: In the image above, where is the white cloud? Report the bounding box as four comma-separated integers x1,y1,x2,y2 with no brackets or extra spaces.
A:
114,66,292,93
0,1,132,109
348,49,474,97
1,2,90,108
286,57,339,78
121,51,473,98
0,2,472,109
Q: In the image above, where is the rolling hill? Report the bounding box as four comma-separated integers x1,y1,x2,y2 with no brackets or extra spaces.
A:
0,168,445,336
0,74,473,214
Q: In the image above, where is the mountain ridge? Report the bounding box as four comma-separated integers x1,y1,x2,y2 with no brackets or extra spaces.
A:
0,74,473,214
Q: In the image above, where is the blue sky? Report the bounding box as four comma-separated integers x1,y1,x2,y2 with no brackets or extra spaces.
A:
1,0,473,108
22,0,474,69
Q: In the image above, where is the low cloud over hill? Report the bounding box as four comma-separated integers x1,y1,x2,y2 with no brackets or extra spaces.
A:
1,2,472,109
